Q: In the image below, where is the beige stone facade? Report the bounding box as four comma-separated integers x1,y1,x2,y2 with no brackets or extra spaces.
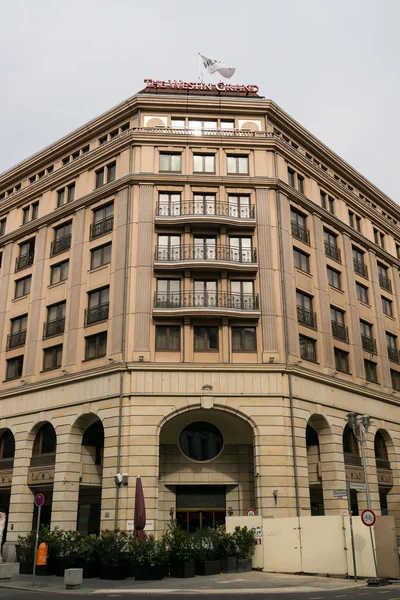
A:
1,82,400,558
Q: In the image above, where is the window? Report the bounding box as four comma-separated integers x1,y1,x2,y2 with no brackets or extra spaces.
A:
155,279,181,307
194,280,217,307
373,228,385,248
0,218,6,236
221,120,235,129
57,183,75,207
155,325,181,351
352,247,367,278
188,119,218,133
387,332,399,362
349,210,362,232
43,345,63,371
22,201,39,224
293,248,310,273
193,193,216,215
158,193,181,216
299,335,317,362
90,203,114,239
15,239,35,271
291,209,310,244
232,327,256,351
297,291,316,328
33,423,56,456
226,155,249,174
229,237,253,262
396,244,400,260
327,266,341,289
230,280,256,309
51,222,72,257
297,175,304,194
391,370,400,391
86,287,110,325
50,260,69,285
324,229,341,262
6,356,23,380
320,191,335,214
193,237,216,260
193,154,215,173
360,320,376,353
288,168,305,193
335,348,350,373
364,359,378,383
15,275,31,298
360,320,373,339
228,195,251,218
378,263,391,292
194,326,218,351
45,302,66,338
95,162,116,187
288,168,295,188
331,307,348,342
157,235,181,260
159,153,182,172
180,422,223,461
90,243,112,269
382,297,393,317
85,332,107,360
356,282,369,303
8,315,28,350
171,118,185,128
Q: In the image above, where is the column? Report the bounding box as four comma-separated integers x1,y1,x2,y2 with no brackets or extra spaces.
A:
319,421,348,515
357,431,380,514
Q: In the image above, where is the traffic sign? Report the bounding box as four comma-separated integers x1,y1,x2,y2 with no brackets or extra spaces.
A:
350,482,367,492
246,508,257,517
361,509,376,527
34,494,45,507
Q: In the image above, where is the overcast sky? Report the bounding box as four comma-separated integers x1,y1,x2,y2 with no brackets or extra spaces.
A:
1,0,399,201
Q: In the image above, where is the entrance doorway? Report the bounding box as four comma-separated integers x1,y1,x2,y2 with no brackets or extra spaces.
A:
176,485,226,532
177,510,226,532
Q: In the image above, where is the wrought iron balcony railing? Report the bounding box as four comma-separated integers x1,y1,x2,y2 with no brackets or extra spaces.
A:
324,240,341,263
153,291,259,311
43,317,65,339
90,216,114,240
379,272,392,293
155,200,255,219
297,306,317,329
84,303,110,326
6,330,26,350
291,220,310,244
15,252,34,272
50,234,71,257
331,321,349,342
387,346,400,363
154,244,257,264
361,334,376,354
353,258,368,278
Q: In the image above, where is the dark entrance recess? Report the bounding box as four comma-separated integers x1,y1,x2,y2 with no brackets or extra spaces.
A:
176,485,226,532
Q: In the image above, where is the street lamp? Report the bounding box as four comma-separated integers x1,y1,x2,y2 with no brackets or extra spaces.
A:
346,412,372,508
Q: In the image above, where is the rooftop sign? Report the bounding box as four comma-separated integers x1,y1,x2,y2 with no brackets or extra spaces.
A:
144,79,259,94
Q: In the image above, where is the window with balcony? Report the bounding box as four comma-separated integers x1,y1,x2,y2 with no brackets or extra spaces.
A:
293,248,310,273
356,282,369,304
90,202,114,239
365,359,378,383
95,162,116,187
155,279,181,307
157,193,181,216
194,326,218,351
7,315,27,350
221,120,235,129
15,275,31,299
299,335,317,362
193,154,215,173
156,234,181,261
86,287,110,326
15,239,35,272
387,332,399,363
232,327,256,351
374,228,385,248
0,218,6,237
230,280,256,309
22,201,39,224
352,247,367,278
229,237,254,263
159,153,182,172
188,119,218,133
288,168,305,193
391,370,400,391
228,195,252,219
193,194,216,215
193,237,216,260
90,243,111,269
6,356,23,380
171,118,185,128
327,266,341,290
43,344,63,371
396,244,400,260
334,348,350,373
50,260,69,285
360,320,376,353
291,209,310,244
331,306,348,342
51,222,72,257
296,291,316,329
324,230,341,262
378,263,391,293
57,183,75,207
382,296,393,317
155,325,181,351
349,210,362,232
44,301,66,338
226,155,249,174
85,332,107,360
194,280,217,307
320,191,335,214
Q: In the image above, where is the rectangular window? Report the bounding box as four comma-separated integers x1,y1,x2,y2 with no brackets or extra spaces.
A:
67,183,75,203
232,327,256,351
171,118,185,128
220,120,235,129
86,287,110,324
349,210,362,232
193,154,215,173
228,195,251,218
321,191,334,213
158,192,181,216
155,279,181,307
11,314,27,334
373,228,385,248
194,326,219,351
296,291,315,328
15,275,31,298
291,209,310,244
50,260,69,285
334,348,350,373
188,119,218,132
22,201,39,225
95,162,116,187
391,370,400,391
95,169,104,188
297,175,304,194
43,345,63,371
0,218,6,236
299,335,317,362
85,332,107,360
155,325,181,351
331,306,345,324
293,248,310,273
6,356,23,380
90,243,112,269
107,162,116,182
57,183,75,207
356,282,369,303
226,155,249,174
382,297,393,317
364,359,378,383
396,244,400,260
288,168,295,188
159,153,182,172
327,266,341,289
90,202,114,239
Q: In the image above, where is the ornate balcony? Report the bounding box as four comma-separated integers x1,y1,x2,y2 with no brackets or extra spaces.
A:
43,317,65,339
291,221,310,244
324,241,341,263
135,126,269,138
15,252,34,272
154,245,257,270
6,330,26,350
50,234,71,257
155,200,256,228
84,303,109,326
331,321,349,342
297,306,317,329
153,291,260,316
379,272,392,293
387,346,400,363
90,216,114,240
353,259,368,278
361,334,376,354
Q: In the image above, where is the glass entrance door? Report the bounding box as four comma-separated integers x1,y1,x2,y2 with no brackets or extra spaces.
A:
176,510,226,533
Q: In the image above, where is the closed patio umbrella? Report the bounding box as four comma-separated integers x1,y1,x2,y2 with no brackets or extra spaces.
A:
134,476,146,539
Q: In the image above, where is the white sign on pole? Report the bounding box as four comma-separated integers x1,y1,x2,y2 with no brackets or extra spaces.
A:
332,489,347,497
349,482,367,492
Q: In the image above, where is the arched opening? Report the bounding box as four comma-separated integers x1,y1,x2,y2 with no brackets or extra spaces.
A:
30,422,57,529
159,408,255,533
374,430,393,515
0,429,15,546
306,422,324,515
343,424,361,515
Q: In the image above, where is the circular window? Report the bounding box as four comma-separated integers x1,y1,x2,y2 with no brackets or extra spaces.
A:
179,422,223,462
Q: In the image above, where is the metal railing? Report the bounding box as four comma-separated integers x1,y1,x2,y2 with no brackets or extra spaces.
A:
379,272,392,293
297,306,317,329
155,200,255,219
15,252,34,272
387,346,400,363
50,234,71,257
84,303,109,326
324,240,341,262
43,317,65,339
154,291,259,310
376,458,391,470
6,330,26,350
361,334,376,354
291,220,310,244
353,258,368,278
154,245,257,264
344,453,362,467
90,216,114,240
135,126,269,138
332,321,349,342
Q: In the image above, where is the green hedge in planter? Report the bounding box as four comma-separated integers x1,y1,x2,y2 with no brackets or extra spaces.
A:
96,529,130,580
233,526,255,560
164,521,195,578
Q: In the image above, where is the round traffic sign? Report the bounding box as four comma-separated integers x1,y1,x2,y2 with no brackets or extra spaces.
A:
361,508,376,527
34,493,45,507
246,508,257,517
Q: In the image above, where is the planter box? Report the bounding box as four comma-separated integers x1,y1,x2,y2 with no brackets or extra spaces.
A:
170,559,195,578
237,558,253,573
195,560,221,576
99,564,127,580
220,557,238,573
19,561,33,575
135,564,167,580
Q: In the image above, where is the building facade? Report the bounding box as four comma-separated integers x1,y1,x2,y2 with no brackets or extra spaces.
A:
0,81,400,558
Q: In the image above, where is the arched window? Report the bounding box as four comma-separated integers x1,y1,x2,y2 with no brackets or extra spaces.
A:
0,430,15,461
306,424,319,447
33,423,56,457
343,425,361,465
375,431,390,468
82,420,104,466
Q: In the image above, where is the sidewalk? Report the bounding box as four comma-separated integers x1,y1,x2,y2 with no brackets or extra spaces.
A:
0,570,379,595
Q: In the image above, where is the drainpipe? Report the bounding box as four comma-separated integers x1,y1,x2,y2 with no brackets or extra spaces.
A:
274,151,301,518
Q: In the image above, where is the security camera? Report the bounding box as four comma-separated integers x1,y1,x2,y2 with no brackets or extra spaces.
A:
114,473,123,485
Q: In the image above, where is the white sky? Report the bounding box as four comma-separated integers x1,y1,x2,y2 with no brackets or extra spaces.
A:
1,0,399,200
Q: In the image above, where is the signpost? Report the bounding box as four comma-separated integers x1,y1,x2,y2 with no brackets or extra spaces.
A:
361,509,376,527
32,494,45,586
246,508,257,517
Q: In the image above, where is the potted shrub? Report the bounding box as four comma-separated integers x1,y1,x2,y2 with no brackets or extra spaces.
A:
55,530,81,576
165,521,195,579
39,526,63,575
97,529,129,580
193,528,220,576
16,531,36,574
215,527,238,574
77,535,98,579
134,535,169,580
233,526,255,572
